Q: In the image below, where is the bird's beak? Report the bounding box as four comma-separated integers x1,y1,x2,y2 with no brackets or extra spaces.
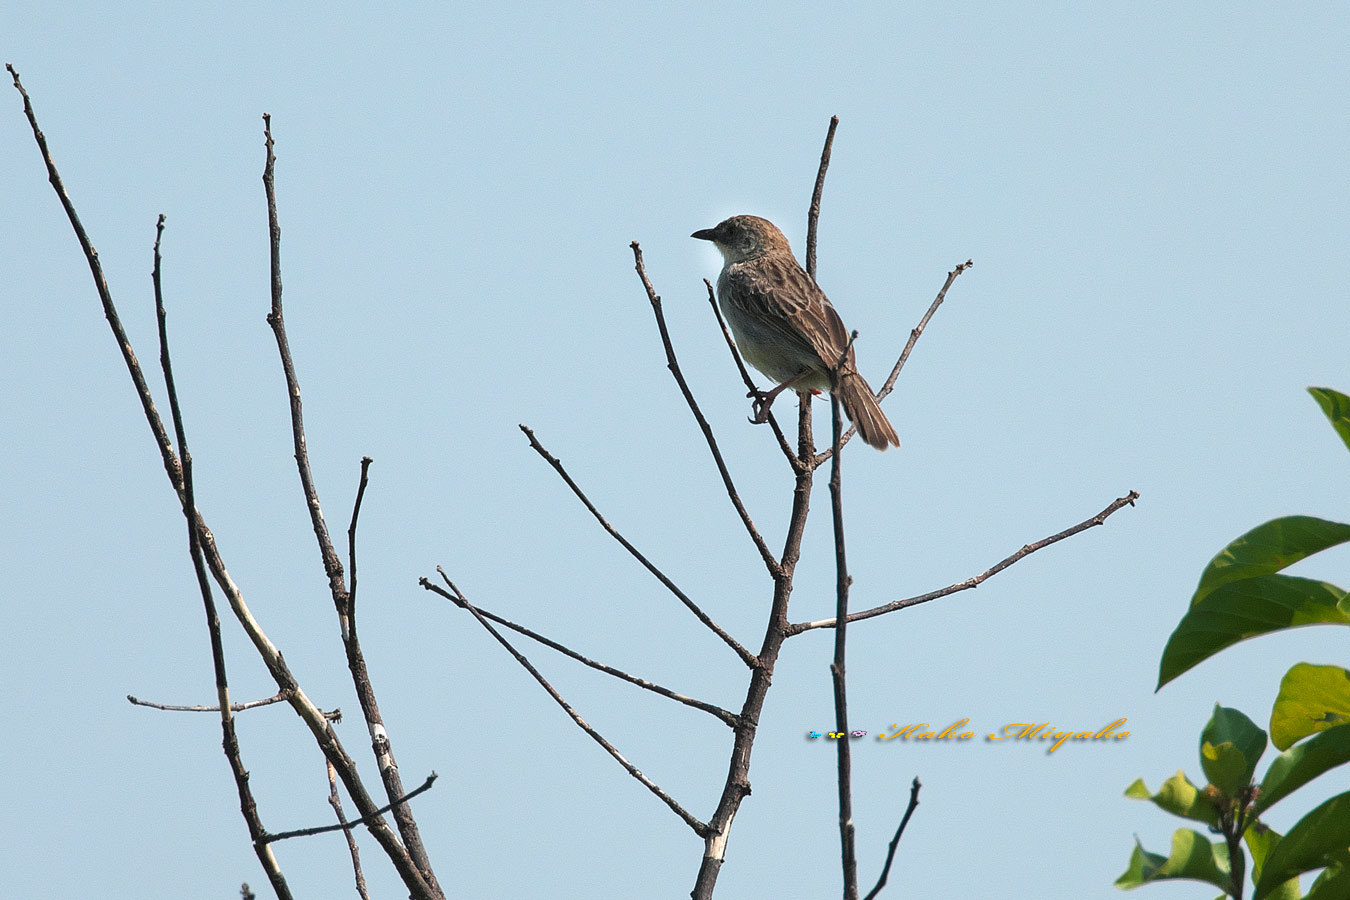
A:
690,228,717,242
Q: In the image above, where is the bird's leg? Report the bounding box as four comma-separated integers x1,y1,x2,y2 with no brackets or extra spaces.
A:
748,370,811,424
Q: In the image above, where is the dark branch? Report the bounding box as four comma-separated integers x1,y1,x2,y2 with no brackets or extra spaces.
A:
827,390,859,899
789,490,1140,633
326,761,371,900
817,259,972,464
806,115,840,280
421,577,738,726
262,113,348,601
8,65,185,495
433,570,710,837
151,213,294,900
263,774,439,844
518,423,754,667
631,241,780,581
347,457,373,630
862,777,922,900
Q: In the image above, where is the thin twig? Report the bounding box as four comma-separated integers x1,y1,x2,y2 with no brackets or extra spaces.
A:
263,774,439,844
631,242,780,584
703,279,798,468
127,692,341,720
261,116,442,899
8,66,184,495
435,570,710,837
806,115,840,281
326,761,371,900
876,259,973,405
862,777,922,900
788,490,1141,633
420,577,738,726
152,213,293,900
262,113,347,601
347,457,373,632
816,259,972,465
128,691,288,713
518,424,755,667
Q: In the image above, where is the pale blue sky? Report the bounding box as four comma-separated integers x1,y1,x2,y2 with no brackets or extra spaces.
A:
4,4,1350,898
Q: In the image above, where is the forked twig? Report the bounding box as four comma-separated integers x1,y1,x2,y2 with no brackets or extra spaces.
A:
420,577,738,726
263,774,439,844
432,570,710,837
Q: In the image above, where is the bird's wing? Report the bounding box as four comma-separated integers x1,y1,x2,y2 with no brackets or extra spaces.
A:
729,255,855,373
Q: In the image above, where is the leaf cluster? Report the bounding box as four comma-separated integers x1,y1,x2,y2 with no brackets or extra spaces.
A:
1119,388,1350,900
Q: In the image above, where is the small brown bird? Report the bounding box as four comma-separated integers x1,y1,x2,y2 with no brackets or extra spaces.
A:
692,215,900,450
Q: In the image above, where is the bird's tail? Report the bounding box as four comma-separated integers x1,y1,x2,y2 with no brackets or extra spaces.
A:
835,371,900,450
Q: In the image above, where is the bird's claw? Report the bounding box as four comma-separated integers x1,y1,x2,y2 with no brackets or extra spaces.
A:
747,389,771,424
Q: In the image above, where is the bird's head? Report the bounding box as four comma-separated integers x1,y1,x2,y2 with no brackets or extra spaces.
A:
691,215,792,263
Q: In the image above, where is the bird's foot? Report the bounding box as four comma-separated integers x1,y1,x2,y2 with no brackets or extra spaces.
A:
747,389,773,424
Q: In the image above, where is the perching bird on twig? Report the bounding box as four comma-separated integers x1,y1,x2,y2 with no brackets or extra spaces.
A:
692,215,899,450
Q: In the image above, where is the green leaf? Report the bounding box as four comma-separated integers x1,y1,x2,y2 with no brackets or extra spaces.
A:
1246,825,1303,900
1124,770,1221,826
1157,575,1350,689
1310,387,1350,453
1256,722,1350,813
1305,853,1350,900
1270,664,1350,750
1200,705,1267,795
1115,830,1231,892
1193,516,1350,606
1254,792,1350,899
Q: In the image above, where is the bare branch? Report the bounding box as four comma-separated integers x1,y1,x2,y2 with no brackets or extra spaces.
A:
806,115,840,280
8,65,184,496
326,761,371,900
631,242,781,582
12,78,436,900
518,423,755,667
827,391,859,899
263,773,439,844
817,259,972,464
434,570,710,837
789,490,1141,633
128,691,287,713
261,116,442,899
151,212,293,900
862,777,922,900
262,113,347,601
347,456,373,629
420,577,738,726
